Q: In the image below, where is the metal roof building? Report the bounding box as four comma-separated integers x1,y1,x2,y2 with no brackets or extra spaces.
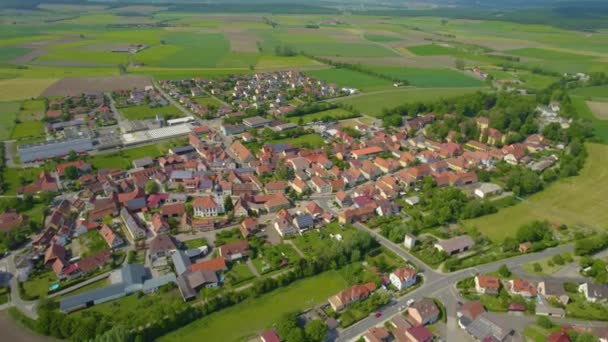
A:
122,124,193,146
19,137,94,163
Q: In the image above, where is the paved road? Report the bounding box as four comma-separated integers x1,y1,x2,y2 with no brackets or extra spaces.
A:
5,253,39,319
335,243,575,341
152,80,196,118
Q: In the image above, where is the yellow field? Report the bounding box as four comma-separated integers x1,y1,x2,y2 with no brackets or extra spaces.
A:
0,78,57,101
465,143,608,242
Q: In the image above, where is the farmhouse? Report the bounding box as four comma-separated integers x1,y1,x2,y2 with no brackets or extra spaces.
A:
434,235,475,255
328,282,376,311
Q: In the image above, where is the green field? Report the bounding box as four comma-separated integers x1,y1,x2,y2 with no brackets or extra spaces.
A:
305,68,393,92
406,44,504,64
194,96,222,107
1,167,42,195
270,133,325,148
160,270,348,342
0,47,30,62
88,144,167,169
119,104,182,120
335,87,487,117
571,96,608,144
364,34,402,42
0,78,56,102
10,121,45,140
370,67,483,88
465,143,608,243
17,99,46,122
0,101,20,140
570,86,608,100
286,108,357,124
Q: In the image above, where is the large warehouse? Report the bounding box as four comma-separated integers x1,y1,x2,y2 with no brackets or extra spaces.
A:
18,137,94,163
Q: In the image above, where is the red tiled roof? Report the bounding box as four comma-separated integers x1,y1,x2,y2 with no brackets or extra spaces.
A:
189,257,227,272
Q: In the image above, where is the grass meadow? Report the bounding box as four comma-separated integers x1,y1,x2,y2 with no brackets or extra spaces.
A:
571,96,608,143
305,68,393,92
270,133,325,148
119,104,182,120
0,102,20,140
88,144,167,170
335,87,487,117
159,270,348,342
464,144,608,243
285,108,357,124
369,67,483,88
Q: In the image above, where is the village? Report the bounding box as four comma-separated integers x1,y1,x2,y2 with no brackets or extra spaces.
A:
1,70,607,342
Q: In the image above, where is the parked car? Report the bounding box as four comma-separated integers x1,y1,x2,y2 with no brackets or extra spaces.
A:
374,312,382,318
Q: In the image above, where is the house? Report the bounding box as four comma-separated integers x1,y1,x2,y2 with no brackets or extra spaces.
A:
265,180,287,194
408,298,440,326
335,191,352,207
192,195,224,217
161,203,186,219
218,241,250,262
578,282,608,303
404,196,420,206
547,331,571,342
259,330,281,342
475,275,500,295
352,146,383,160
474,183,502,199
274,209,298,237
457,301,486,328
99,224,123,248
405,325,434,342
434,235,475,255
519,242,532,253
465,312,513,342
263,193,291,212
506,279,537,298
328,282,376,311
231,140,254,164
293,213,314,231
242,116,271,128
364,326,390,342
311,176,331,193
240,217,259,237
19,171,59,195
151,213,170,235
188,257,227,273
0,210,27,231
120,208,146,240
404,234,416,249
538,280,569,305
290,178,308,194
148,235,176,266
176,269,219,300
389,266,417,290
56,160,92,179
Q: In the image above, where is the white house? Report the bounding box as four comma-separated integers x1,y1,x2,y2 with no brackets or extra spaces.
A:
474,183,502,199
192,195,224,217
578,282,608,303
389,266,417,291
404,233,416,249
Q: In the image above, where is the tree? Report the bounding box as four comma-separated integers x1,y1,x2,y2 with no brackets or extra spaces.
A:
533,262,542,272
305,320,328,342
455,58,465,70
516,221,550,243
223,196,234,212
64,166,79,180
67,150,78,162
145,181,159,195
537,316,554,329
498,264,511,277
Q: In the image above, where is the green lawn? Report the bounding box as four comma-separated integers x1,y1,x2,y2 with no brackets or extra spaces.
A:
119,104,182,120
0,101,20,140
183,238,208,249
305,68,393,92
524,324,556,342
194,96,222,107
464,143,608,243
160,270,348,342
369,67,483,88
1,167,42,195
270,133,325,148
225,262,256,285
79,229,108,258
88,144,167,170
285,108,357,124
10,121,45,140
335,87,486,117
22,271,56,299
0,47,31,62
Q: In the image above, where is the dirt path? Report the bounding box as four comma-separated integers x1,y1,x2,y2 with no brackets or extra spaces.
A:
0,311,56,342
